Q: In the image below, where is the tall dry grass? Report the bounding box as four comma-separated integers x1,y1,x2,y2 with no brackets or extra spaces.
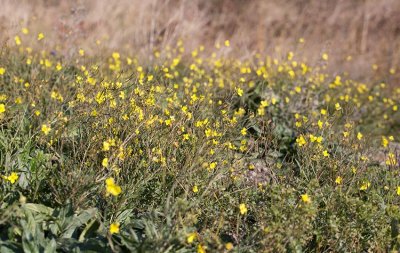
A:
1,0,399,81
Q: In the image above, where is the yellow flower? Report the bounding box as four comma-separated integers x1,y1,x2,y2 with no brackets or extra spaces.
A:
241,127,247,136
296,135,307,147
317,120,323,129
79,49,85,56
14,36,21,45
360,181,370,191
41,124,51,135
323,150,330,157
37,32,45,41
209,162,217,170
186,232,197,243
103,141,110,151
0,67,5,75
397,186,400,196
109,222,120,234
386,153,397,166
197,244,206,253
335,176,342,185
192,185,199,193
357,132,363,141
56,62,62,71
301,194,311,203
239,203,248,215
22,27,29,34
322,53,328,61
335,103,342,111
225,242,234,250
0,103,5,113
105,177,122,196
102,158,109,167
6,172,19,184
15,97,22,104
382,136,389,148
236,87,244,97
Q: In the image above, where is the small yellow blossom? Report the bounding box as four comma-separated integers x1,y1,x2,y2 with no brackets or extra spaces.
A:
197,244,206,253
187,233,197,243
241,127,247,136
102,158,109,167
192,185,199,193
6,172,19,184
0,67,5,75
239,203,248,215
109,222,120,234
0,103,5,113
382,136,389,148
209,162,217,170
37,33,45,41
335,176,342,185
41,124,51,135
225,243,234,250
357,132,363,140
296,135,307,147
105,177,122,196
103,141,110,151
386,153,397,166
335,103,342,111
397,186,400,196
360,181,370,191
317,120,323,129
14,36,21,45
15,97,22,104
236,87,244,97
301,194,311,203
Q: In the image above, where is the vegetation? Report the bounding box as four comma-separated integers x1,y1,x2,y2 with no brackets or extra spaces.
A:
0,30,399,252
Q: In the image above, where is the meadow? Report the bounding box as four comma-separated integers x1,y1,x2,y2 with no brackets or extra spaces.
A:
0,25,400,252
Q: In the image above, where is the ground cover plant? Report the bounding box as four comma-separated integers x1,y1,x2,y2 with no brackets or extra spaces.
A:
0,29,399,252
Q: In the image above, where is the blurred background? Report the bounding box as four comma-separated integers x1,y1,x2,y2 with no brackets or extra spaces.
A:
1,0,399,81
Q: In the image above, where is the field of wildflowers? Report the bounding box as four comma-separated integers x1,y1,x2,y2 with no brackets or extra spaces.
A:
0,27,399,252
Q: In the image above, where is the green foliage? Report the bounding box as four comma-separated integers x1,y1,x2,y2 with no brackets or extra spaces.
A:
0,42,399,252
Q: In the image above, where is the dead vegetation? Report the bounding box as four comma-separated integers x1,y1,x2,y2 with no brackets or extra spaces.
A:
1,0,399,81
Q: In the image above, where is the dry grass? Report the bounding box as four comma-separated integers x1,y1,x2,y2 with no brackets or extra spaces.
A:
1,0,399,81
